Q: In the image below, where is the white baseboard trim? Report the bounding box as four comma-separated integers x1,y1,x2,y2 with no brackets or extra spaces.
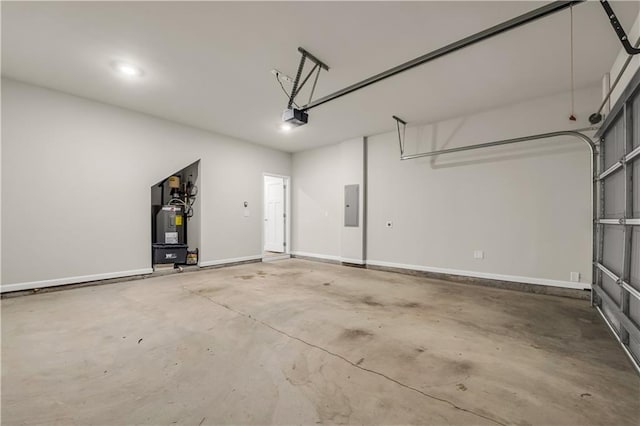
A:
1,268,154,293
199,255,263,267
340,257,365,265
290,252,365,265
262,254,291,262
290,251,341,262
366,259,590,290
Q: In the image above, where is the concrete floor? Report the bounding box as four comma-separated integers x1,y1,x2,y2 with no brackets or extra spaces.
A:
2,259,639,426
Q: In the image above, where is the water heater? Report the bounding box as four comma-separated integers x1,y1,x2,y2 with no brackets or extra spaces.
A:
155,205,185,244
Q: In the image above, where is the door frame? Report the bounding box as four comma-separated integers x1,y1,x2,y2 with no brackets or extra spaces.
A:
262,173,291,260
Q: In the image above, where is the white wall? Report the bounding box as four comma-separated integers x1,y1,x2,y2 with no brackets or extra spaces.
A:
292,86,599,289
291,138,365,263
1,78,291,290
367,87,598,289
340,139,365,263
2,77,603,291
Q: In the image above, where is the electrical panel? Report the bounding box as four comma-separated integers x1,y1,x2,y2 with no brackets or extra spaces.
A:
344,184,359,227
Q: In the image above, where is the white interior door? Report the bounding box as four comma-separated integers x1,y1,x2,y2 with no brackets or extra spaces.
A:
264,176,285,253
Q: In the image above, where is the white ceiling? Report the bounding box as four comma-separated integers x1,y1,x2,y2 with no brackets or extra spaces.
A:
2,1,638,152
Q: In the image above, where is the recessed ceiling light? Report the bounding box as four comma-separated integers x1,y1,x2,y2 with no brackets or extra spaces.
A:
279,123,292,132
112,61,143,77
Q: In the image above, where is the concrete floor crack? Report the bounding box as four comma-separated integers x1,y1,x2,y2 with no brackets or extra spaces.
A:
183,286,507,426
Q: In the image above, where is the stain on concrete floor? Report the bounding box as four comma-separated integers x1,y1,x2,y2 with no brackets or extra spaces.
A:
339,328,375,340
2,259,639,425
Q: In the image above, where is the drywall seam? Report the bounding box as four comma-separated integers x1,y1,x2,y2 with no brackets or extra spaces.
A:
0,268,153,293
366,259,590,290
199,255,263,267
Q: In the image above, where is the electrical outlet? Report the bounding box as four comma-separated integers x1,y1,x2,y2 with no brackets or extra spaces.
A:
386,221,393,228
570,272,580,282
474,250,484,259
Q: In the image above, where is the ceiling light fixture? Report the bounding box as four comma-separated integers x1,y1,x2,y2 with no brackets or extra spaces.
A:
281,108,307,128
112,61,143,77
279,122,293,132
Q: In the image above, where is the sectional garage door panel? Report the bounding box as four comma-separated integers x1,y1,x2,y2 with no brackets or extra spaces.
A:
604,172,625,218
630,297,640,325
602,302,622,333
602,225,624,276
632,227,640,290
595,70,640,371
602,273,621,305
634,159,640,217
603,115,625,169
634,93,640,149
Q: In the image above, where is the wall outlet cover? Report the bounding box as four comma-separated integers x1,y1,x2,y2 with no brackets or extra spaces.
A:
474,250,484,259
570,272,580,282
